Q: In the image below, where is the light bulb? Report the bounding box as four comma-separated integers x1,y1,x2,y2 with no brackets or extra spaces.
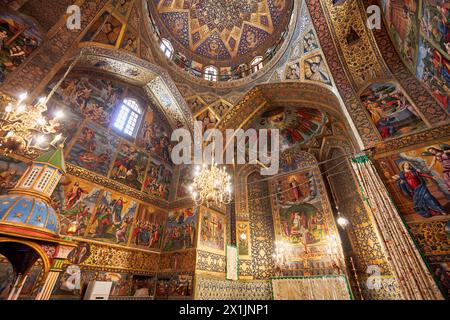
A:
6,131,14,138
36,135,46,145
18,92,27,101
17,105,26,113
337,216,349,227
54,110,64,119
38,97,46,104
5,104,12,113
36,117,46,126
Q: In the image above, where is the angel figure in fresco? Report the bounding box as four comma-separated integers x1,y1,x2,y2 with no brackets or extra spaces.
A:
424,145,450,191
112,197,127,226
304,55,331,85
393,162,447,218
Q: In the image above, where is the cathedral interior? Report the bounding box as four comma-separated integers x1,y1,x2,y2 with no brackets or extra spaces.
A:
0,0,448,301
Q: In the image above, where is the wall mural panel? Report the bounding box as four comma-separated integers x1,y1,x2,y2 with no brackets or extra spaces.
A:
377,140,450,297
67,122,119,177
360,82,426,140
0,10,42,84
86,191,138,245
381,0,450,114
130,204,166,250
143,158,172,201
110,143,149,191
163,207,197,252
197,208,226,255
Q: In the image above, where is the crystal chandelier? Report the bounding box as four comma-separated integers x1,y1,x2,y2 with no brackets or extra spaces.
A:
189,162,233,207
0,93,64,154
0,50,83,155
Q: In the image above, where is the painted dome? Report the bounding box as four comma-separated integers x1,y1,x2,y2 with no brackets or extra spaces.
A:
149,0,294,66
0,194,60,235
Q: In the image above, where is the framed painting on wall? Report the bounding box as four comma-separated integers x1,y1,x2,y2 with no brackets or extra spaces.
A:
197,207,226,255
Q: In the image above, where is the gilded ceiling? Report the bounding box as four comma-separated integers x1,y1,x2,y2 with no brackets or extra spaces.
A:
148,0,294,65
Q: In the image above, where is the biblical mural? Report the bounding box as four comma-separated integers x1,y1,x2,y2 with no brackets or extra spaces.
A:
130,205,166,250
360,82,426,139
67,122,119,177
51,76,125,127
378,142,450,221
87,191,138,245
177,166,194,199
420,0,450,57
381,0,450,114
0,11,42,84
273,171,325,247
381,0,419,70
303,29,319,54
163,208,197,252
0,156,26,194
377,140,450,298
110,143,149,190
45,105,83,146
303,54,332,85
155,273,193,298
198,208,226,254
136,109,173,164
247,107,327,152
52,266,94,298
82,11,124,46
52,175,102,236
417,36,450,114
143,158,172,201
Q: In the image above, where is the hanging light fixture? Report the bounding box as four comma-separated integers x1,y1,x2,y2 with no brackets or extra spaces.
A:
336,206,349,228
189,161,233,207
0,50,83,154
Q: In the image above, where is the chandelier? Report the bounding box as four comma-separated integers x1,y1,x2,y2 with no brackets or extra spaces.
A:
189,162,233,207
0,50,83,155
0,94,64,154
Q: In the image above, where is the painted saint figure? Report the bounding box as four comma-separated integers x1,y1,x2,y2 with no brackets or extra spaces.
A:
290,178,303,202
393,162,447,218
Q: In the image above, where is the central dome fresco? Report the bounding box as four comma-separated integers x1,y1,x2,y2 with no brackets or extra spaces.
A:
149,0,294,66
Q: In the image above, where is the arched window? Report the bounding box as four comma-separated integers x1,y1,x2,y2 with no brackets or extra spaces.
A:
204,65,218,82
113,98,143,137
251,56,263,73
160,38,173,59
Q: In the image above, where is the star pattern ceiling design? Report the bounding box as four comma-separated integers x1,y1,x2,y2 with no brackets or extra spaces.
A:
149,0,293,65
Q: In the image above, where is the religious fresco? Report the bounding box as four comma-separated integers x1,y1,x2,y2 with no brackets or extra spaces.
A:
303,54,332,86
381,0,419,71
196,109,218,133
417,36,450,114
155,273,193,298
136,108,173,164
303,29,319,54
377,140,450,298
163,208,197,252
420,0,449,57
86,191,138,245
377,141,450,222
130,205,166,250
67,122,119,177
245,107,327,152
143,158,172,201
0,11,42,84
380,0,450,114
120,29,138,54
45,105,83,146
0,156,26,195
198,208,226,254
149,0,293,64
0,258,42,299
82,11,124,46
360,82,426,139
51,175,102,237
272,171,326,247
51,76,125,128
110,143,149,191
176,165,194,200
52,265,95,298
